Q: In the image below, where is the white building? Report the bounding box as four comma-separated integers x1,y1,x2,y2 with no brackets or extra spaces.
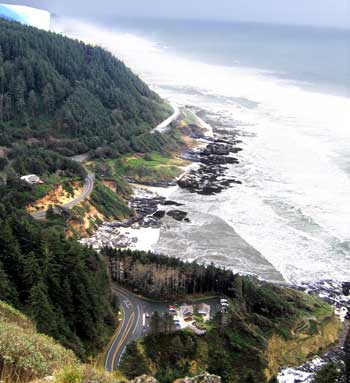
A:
20,174,43,185
180,305,194,318
197,303,211,321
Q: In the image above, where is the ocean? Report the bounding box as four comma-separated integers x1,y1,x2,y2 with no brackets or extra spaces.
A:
54,17,350,284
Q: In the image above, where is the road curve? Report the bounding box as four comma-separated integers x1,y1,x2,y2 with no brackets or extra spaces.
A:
104,286,220,372
104,286,149,371
151,104,180,134
31,173,95,220
31,104,178,221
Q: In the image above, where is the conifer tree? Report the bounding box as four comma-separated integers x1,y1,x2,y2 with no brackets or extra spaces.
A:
29,281,58,337
150,311,161,334
0,260,11,300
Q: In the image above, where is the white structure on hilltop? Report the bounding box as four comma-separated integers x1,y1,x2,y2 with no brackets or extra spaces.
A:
20,174,43,185
0,4,50,31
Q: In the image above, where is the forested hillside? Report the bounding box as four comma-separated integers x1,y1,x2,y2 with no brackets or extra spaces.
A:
106,249,339,383
0,195,118,358
0,17,172,179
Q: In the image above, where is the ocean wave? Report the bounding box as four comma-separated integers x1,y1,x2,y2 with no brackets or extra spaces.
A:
54,17,350,284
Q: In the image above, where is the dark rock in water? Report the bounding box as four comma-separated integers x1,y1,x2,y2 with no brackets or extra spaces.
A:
181,124,207,139
177,136,243,195
129,196,166,217
221,179,242,187
141,216,162,228
201,142,242,156
200,155,239,165
202,143,232,156
167,210,188,222
124,177,176,187
342,282,350,296
123,192,168,228
162,200,184,207
198,185,223,195
177,161,241,195
153,210,166,219
181,150,201,162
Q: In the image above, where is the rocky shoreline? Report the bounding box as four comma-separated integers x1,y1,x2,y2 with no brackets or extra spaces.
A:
80,108,349,382
80,187,191,250
178,138,243,195
81,108,234,250
278,280,349,382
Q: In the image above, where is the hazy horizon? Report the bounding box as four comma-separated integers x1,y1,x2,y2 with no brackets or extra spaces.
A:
1,0,350,30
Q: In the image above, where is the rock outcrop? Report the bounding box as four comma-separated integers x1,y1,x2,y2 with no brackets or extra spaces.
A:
174,374,221,383
127,374,221,383
129,375,159,383
178,138,242,195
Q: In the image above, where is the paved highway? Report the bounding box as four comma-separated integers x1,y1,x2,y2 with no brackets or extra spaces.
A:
104,285,220,372
31,104,178,221
104,286,168,372
31,173,95,220
151,104,180,134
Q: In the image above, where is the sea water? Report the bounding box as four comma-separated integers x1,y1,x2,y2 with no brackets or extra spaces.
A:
54,18,350,284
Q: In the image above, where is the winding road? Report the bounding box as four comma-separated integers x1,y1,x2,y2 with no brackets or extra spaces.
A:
151,104,180,134
31,104,179,220
31,173,95,220
104,286,169,372
104,285,220,372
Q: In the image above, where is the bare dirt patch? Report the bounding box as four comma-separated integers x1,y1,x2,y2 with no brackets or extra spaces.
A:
27,181,83,213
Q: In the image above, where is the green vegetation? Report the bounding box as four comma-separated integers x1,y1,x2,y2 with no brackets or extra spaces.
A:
312,362,340,383
112,249,339,383
90,152,184,184
0,190,119,359
0,301,125,383
0,301,77,383
119,342,150,379
10,147,86,178
0,17,173,183
118,152,184,182
0,16,342,383
90,181,133,219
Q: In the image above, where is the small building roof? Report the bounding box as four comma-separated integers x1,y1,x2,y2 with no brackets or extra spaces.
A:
181,305,194,316
21,174,39,180
197,303,210,314
20,174,43,184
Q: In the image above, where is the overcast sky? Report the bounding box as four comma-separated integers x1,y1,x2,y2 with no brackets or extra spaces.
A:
2,0,350,29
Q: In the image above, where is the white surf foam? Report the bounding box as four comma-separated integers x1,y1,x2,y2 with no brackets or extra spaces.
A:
54,18,350,283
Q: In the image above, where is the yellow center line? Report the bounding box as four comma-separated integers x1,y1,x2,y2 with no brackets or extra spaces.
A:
111,311,135,368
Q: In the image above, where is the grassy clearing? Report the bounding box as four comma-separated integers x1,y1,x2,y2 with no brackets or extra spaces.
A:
117,152,187,182
89,152,186,184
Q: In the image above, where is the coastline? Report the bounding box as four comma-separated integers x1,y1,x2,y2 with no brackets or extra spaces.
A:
52,19,350,381
81,106,284,282
79,111,205,254
57,15,350,285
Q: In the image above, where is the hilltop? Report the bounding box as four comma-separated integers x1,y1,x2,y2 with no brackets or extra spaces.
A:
0,14,345,383
0,17,172,180
0,16,183,233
